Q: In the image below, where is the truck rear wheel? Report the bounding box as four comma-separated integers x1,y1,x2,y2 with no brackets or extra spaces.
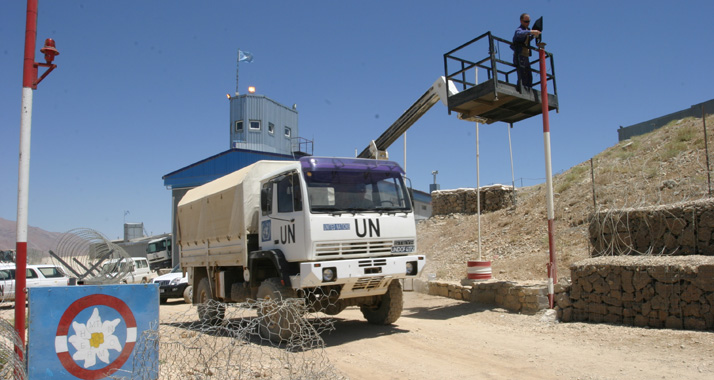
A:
197,277,224,325
360,279,403,325
256,278,300,344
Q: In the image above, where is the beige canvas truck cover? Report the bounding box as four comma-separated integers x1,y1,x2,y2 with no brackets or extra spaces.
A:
177,161,294,249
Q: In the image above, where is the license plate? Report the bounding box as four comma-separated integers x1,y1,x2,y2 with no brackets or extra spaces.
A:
160,289,165,293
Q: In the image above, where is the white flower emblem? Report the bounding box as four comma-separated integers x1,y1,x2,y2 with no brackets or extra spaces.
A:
68,307,123,368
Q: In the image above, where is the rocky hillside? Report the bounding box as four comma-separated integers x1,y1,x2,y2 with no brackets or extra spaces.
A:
0,217,63,254
417,114,714,283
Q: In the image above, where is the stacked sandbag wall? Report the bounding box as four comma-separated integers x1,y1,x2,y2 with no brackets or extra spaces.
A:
431,185,515,216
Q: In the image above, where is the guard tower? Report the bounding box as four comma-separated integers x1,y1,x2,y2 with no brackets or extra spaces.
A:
443,31,558,124
229,93,313,156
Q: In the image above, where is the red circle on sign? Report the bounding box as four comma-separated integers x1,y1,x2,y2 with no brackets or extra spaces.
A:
55,294,137,380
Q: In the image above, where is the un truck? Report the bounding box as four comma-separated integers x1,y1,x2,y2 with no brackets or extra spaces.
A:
177,156,425,341
146,235,172,271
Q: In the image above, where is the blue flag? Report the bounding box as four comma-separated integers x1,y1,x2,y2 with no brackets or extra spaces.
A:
238,50,254,63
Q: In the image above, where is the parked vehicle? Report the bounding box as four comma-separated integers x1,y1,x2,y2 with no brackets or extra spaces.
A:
153,265,191,303
178,157,425,342
0,264,72,302
146,235,172,271
102,257,155,284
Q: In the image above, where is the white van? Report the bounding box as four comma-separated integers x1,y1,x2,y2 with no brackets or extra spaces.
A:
0,264,71,302
101,257,155,284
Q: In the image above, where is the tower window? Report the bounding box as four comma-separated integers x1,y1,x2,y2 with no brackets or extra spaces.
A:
235,120,243,132
249,120,261,130
268,122,275,134
284,127,291,137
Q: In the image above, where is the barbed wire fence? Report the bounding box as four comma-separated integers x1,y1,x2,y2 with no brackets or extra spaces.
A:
113,288,345,380
0,316,26,380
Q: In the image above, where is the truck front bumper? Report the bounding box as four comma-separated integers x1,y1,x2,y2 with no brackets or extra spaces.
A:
290,255,425,298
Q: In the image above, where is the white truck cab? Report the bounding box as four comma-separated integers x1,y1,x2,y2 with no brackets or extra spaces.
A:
258,158,421,298
146,236,172,271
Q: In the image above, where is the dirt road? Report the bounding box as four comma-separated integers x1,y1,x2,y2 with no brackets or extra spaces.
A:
319,292,714,380
5,291,714,379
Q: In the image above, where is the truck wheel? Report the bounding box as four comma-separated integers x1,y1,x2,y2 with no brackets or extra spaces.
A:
256,278,300,344
323,300,347,316
196,278,224,325
183,285,193,304
360,280,403,325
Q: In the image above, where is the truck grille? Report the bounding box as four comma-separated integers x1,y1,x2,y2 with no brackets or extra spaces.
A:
352,276,385,291
315,240,392,257
155,280,170,286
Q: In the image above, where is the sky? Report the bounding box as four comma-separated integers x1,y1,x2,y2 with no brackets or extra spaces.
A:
1,0,713,241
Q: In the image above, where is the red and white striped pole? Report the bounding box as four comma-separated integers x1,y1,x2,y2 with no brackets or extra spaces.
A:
15,0,40,359
16,1,59,364
538,42,558,309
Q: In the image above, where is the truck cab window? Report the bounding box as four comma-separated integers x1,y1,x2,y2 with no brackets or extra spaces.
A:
276,172,303,213
292,173,303,212
261,182,273,215
277,175,293,213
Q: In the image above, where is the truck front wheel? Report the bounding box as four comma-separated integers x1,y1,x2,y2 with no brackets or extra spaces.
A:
196,278,224,325
256,278,300,344
360,280,403,325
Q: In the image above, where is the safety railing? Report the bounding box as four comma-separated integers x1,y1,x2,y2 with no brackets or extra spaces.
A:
443,31,557,98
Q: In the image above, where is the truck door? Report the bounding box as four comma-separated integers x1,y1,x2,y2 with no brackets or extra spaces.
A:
262,172,305,260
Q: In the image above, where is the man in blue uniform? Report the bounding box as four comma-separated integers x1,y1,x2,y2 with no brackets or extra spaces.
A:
512,13,541,92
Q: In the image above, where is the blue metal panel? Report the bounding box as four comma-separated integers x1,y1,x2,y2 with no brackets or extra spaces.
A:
27,284,159,380
162,148,300,189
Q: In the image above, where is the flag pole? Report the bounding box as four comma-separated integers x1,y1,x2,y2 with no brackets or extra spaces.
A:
235,48,240,95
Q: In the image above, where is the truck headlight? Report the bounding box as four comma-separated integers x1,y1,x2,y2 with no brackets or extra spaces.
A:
322,267,337,282
406,261,418,276
170,278,181,285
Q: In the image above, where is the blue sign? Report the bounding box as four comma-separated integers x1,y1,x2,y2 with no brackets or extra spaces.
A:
323,223,350,231
261,220,272,242
28,284,159,380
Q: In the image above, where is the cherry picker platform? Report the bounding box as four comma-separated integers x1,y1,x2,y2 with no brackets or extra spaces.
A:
444,31,558,124
358,31,558,159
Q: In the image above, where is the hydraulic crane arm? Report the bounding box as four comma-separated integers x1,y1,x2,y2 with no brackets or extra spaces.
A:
358,76,458,159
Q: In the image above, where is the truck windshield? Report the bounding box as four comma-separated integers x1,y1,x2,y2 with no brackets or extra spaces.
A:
304,170,412,214
147,240,167,253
